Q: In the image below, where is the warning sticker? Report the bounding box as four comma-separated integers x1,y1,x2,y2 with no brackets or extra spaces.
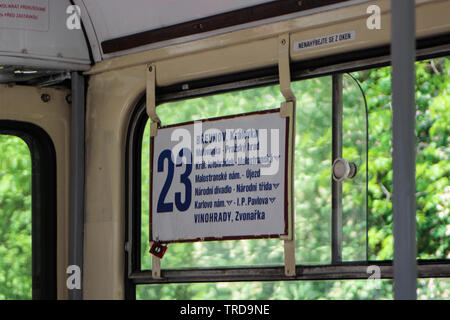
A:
0,0,49,31
293,30,356,52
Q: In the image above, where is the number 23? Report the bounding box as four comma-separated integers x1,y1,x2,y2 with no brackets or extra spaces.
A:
156,148,192,213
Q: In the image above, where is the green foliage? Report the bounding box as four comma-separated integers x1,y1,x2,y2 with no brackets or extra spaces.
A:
0,135,32,300
354,58,450,261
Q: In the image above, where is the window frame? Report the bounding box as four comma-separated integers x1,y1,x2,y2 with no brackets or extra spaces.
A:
0,120,57,300
125,38,450,299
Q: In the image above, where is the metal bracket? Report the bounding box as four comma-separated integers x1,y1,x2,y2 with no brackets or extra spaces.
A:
278,33,296,277
146,64,161,137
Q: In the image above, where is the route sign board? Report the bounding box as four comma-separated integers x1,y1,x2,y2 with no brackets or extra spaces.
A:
150,109,288,242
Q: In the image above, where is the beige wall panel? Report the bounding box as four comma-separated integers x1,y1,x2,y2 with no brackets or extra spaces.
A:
84,66,145,299
156,37,279,87
0,84,71,299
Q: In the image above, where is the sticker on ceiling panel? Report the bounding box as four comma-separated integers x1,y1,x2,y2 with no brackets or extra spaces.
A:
0,0,49,31
293,30,356,52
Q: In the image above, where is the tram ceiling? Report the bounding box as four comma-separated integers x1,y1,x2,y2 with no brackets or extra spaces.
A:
0,0,363,84
1,0,449,82
71,0,377,61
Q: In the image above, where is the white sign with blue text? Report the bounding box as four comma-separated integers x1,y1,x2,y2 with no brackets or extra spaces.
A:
151,110,288,242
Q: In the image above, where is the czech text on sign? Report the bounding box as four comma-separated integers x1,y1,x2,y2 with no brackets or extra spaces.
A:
151,110,288,242
0,0,48,31
293,30,355,52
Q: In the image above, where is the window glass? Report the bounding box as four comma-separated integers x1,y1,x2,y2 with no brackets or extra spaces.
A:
0,135,32,299
352,57,450,260
136,278,449,300
341,74,368,261
414,58,450,260
292,77,333,264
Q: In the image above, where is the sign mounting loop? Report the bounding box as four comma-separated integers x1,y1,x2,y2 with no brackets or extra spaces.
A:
146,64,161,137
278,33,296,277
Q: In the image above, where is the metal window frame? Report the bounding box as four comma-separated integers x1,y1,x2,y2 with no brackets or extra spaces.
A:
129,260,450,285
331,73,344,264
125,39,450,299
0,120,57,300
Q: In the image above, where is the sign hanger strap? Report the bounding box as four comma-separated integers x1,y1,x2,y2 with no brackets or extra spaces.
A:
278,34,296,105
146,64,161,137
278,33,296,277
147,64,162,278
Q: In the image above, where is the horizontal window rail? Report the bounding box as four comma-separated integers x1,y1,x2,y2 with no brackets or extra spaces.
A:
156,40,450,104
130,260,450,284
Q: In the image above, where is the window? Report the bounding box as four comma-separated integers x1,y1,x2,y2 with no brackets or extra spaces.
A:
0,135,32,299
126,55,450,300
360,58,450,261
0,121,57,300
135,278,450,300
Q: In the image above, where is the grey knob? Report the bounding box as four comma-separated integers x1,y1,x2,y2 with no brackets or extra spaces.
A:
332,158,357,182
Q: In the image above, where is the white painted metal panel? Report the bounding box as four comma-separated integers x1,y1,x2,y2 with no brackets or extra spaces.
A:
0,0,49,31
81,0,272,41
0,0,91,70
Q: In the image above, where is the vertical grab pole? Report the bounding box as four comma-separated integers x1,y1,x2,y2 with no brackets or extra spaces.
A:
278,33,296,277
331,74,343,264
391,0,417,300
146,64,162,279
69,72,85,300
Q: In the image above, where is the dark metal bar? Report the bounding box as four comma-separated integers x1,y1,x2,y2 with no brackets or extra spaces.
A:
332,74,343,264
69,72,86,300
391,0,417,300
129,260,450,284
